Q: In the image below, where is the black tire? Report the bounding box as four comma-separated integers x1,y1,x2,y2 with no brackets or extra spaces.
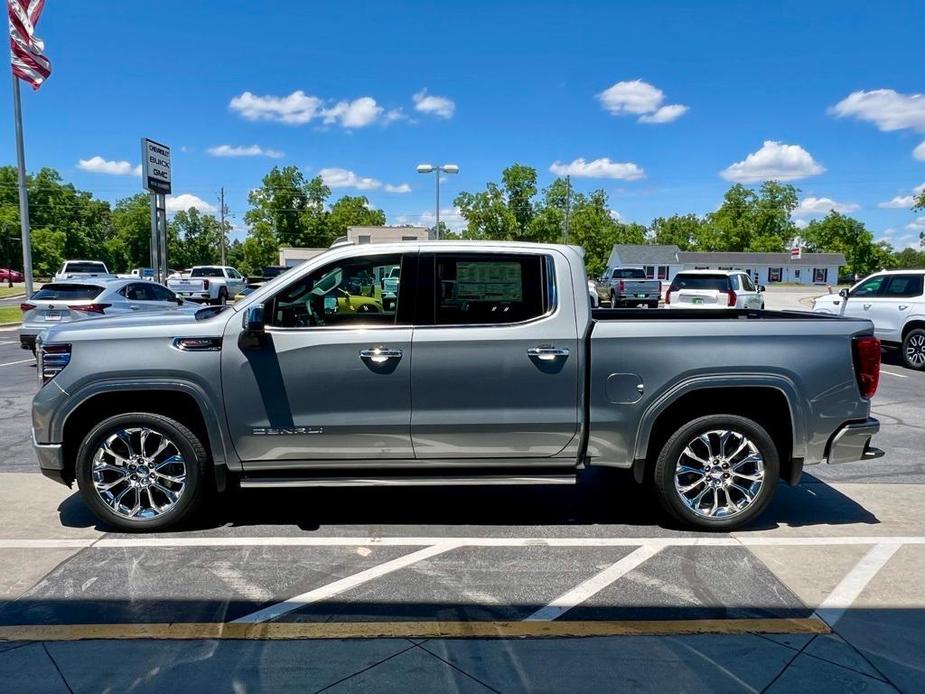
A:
651,414,779,531
214,288,229,306
647,300,659,309
75,413,209,532
902,328,925,371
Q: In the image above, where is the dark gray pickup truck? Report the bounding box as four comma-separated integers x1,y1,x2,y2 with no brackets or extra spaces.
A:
31,241,883,531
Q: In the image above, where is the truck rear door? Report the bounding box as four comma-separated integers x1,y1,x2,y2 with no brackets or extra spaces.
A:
410,250,580,458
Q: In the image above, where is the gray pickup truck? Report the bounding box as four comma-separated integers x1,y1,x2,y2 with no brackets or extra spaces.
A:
31,241,883,532
600,266,663,308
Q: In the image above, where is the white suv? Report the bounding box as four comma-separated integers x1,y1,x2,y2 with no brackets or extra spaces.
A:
812,270,925,370
665,270,765,310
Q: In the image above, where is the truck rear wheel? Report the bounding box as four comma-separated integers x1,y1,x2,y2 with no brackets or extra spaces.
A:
214,288,228,306
75,413,208,532
651,414,779,531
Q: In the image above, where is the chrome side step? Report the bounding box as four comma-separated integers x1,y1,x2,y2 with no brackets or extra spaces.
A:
240,474,577,489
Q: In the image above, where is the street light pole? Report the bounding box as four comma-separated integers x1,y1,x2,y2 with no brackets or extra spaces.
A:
417,163,459,240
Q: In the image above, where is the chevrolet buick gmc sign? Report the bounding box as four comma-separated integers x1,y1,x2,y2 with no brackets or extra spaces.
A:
141,138,171,194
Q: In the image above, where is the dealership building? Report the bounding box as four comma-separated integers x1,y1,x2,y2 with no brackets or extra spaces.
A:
606,244,847,286
279,226,430,267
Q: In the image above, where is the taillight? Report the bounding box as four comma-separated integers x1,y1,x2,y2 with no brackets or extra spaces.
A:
665,290,672,305
20,302,35,312
71,303,111,314
618,280,625,291
202,279,210,290
852,335,881,399
38,343,71,385
727,290,737,307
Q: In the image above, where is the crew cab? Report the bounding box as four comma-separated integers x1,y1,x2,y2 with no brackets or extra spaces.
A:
32,241,883,532
166,265,246,304
813,269,925,370
599,266,662,308
54,260,116,282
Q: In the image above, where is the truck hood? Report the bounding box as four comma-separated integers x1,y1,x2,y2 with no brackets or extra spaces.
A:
39,306,232,344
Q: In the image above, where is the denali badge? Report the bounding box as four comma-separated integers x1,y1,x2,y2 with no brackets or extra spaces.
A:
252,426,323,435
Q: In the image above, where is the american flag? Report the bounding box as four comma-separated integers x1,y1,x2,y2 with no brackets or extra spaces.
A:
8,0,50,89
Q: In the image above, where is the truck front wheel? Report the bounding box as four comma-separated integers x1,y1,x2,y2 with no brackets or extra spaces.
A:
75,413,208,532
651,414,779,531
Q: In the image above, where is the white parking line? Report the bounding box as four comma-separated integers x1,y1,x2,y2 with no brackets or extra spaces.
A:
0,358,33,367
2,536,925,550
525,545,663,621
231,542,461,624
880,370,908,378
812,542,902,627
0,340,19,345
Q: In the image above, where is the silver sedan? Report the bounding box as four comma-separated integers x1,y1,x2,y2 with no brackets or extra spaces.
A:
20,279,195,353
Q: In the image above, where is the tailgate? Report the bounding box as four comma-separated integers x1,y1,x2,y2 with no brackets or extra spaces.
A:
675,289,724,306
168,279,205,292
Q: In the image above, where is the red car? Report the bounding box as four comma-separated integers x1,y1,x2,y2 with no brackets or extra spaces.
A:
0,268,24,282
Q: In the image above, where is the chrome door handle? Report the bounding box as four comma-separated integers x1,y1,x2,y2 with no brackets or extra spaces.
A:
863,304,872,310
359,346,403,364
899,305,909,310
129,305,141,310
527,345,570,361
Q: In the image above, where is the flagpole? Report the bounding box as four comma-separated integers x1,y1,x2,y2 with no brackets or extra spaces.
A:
11,73,33,296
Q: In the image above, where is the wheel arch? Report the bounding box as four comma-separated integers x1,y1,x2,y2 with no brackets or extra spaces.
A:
901,319,925,341
633,380,802,486
58,382,232,489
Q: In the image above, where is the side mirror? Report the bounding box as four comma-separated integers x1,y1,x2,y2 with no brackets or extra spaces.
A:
243,304,265,332
757,285,766,293
839,288,849,299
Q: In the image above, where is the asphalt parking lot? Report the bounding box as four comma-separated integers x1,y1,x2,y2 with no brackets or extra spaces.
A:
1,316,924,693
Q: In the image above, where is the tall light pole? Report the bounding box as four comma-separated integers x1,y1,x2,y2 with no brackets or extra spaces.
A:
416,163,458,239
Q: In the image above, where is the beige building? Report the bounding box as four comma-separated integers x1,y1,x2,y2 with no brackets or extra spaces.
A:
278,226,430,267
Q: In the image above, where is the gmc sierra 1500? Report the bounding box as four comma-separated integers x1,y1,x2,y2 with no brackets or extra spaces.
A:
32,241,883,531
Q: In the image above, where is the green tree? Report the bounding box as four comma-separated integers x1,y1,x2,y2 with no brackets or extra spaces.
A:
569,190,645,278
245,166,327,249
327,196,386,240
801,211,885,278
914,190,925,245
705,181,799,252
169,208,225,268
649,214,707,250
107,194,151,271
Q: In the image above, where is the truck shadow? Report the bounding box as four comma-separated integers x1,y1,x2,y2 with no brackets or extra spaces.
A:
56,470,878,533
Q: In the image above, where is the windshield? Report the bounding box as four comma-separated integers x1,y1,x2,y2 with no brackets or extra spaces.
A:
31,283,104,300
191,267,225,278
63,262,106,274
670,275,731,291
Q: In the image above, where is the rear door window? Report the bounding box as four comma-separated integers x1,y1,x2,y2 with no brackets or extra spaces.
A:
883,275,924,298
740,274,757,291
429,253,552,325
32,284,104,301
669,275,731,292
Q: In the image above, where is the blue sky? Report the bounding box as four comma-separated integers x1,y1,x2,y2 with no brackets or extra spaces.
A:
2,1,924,248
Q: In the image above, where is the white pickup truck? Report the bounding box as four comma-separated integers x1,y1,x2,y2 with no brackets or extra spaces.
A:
166,265,247,304
813,269,925,370
54,260,117,282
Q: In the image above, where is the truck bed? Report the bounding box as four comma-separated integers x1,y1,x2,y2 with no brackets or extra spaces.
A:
591,307,838,321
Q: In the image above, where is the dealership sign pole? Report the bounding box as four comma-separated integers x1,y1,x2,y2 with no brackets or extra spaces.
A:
141,138,171,283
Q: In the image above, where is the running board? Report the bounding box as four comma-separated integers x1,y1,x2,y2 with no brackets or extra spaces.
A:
240,474,577,489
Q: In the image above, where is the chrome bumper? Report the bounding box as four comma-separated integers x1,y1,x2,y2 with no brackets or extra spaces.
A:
826,418,884,465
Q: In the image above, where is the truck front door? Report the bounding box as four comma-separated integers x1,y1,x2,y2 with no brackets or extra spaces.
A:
410,251,580,459
223,251,415,463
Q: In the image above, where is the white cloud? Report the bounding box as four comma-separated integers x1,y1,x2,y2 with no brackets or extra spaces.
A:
321,97,383,128
830,89,925,132
906,217,925,233
77,156,140,176
319,167,382,190
383,183,412,193
597,80,688,124
165,193,217,215
412,89,455,119
609,209,622,221
793,196,859,218
794,218,809,229
878,182,925,209
915,141,925,161
721,141,825,183
549,157,645,181
229,90,323,124
417,207,466,231
207,144,284,158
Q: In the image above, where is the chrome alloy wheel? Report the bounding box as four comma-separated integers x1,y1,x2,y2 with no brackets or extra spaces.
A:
906,333,925,368
91,427,187,519
673,429,765,519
